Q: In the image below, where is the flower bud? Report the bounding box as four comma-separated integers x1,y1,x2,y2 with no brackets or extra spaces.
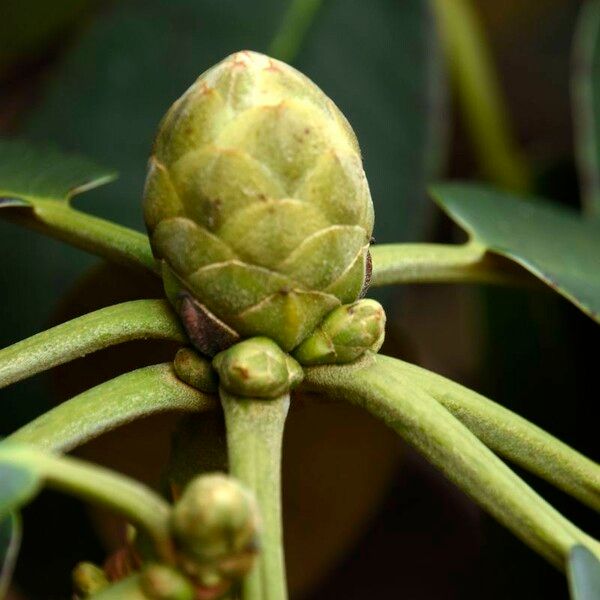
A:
170,474,260,590
140,564,194,600
173,347,218,393
293,299,386,365
72,561,108,597
212,337,303,398
144,51,374,352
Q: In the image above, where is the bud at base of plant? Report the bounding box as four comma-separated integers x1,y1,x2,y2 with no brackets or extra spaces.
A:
293,299,386,365
140,564,194,600
173,347,218,393
73,561,109,597
170,473,260,592
213,337,303,399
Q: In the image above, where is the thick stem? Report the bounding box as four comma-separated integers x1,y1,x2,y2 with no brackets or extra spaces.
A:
0,300,185,390
0,444,175,563
303,354,600,568
5,201,157,273
369,241,533,288
432,0,530,192
219,389,289,600
9,364,216,453
387,356,600,512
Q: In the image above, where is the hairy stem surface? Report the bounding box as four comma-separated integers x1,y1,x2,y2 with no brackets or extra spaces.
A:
0,299,184,390
388,356,600,512
369,241,533,287
303,354,600,568
9,364,216,452
0,444,174,563
4,201,157,272
219,389,289,600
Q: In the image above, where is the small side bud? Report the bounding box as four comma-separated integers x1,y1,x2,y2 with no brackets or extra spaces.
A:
170,474,260,590
293,299,386,365
72,561,108,597
173,347,218,393
213,337,303,398
140,564,194,600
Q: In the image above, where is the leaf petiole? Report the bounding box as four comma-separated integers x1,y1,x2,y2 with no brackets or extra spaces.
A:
0,443,175,563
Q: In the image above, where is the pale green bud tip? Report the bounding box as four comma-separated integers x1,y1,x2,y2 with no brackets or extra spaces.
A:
213,337,303,398
171,474,260,567
72,562,108,597
140,564,194,600
173,347,218,393
293,299,386,365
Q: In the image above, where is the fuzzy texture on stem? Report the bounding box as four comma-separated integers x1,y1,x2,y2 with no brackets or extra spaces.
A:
303,353,600,569
9,364,216,452
369,241,535,288
0,299,184,390
0,444,175,563
3,201,157,273
388,357,600,512
219,390,289,600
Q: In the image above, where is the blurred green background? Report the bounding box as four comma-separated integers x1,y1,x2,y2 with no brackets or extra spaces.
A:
0,0,597,598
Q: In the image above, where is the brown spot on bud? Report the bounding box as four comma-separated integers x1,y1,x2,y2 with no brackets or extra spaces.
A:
179,293,240,357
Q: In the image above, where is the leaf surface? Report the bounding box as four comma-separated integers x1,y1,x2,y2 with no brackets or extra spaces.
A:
0,462,40,518
0,513,22,599
0,139,116,205
431,183,600,323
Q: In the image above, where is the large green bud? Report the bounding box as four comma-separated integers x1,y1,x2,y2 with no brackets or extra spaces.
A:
144,50,374,353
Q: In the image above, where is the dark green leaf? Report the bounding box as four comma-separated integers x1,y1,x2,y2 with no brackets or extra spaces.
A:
296,0,445,243
0,462,40,517
430,183,600,323
0,139,116,204
573,0,600,219
569,545,600,600
0,513,21,598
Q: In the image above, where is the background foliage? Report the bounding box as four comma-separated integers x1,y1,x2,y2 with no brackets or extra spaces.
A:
0,1,597,598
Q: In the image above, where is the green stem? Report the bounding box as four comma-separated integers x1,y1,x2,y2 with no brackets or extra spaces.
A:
0,299,184,390
0,444,175,563
432,0,530,192
388,356,600,512
219,389,289,600
268,0,324,63
5,200,157,273
303,354,600,568
88,574,145,599
9,363,216,452
369,241,532,287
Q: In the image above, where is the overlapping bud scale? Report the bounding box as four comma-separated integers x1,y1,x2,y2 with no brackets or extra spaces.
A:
144,51,374,352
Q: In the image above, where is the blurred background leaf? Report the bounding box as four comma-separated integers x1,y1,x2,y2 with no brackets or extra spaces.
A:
0,514,22,598
568,545,600,600
572,0,600,219
431,183,600,323
0,1,93,79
